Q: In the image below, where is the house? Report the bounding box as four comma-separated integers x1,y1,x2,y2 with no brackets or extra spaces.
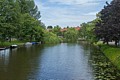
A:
60,28,68,32
75,26,80,31
60,26,81,32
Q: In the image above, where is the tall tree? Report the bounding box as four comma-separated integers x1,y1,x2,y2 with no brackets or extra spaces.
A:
0,0,21,41
94,0,120,46
18,0,41,19
52,25,61,36
0,0,43,42
64,28,78,42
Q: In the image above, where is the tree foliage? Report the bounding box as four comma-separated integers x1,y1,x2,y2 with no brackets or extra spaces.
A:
79,18,99,43
94,0,120,46
52,25,62,36
64,28,78,42
0,0,43,42
42,30,61,44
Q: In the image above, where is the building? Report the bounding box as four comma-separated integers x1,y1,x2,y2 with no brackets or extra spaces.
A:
60,26,81,32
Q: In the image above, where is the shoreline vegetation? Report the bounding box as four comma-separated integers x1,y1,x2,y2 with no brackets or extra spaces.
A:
78,0,120,71
94,41,120,70
0,41,25,48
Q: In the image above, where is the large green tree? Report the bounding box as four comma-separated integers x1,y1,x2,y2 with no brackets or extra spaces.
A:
0,0,21,41
79,18,100,43
0,0,43,43
22,13,42,41
64,28,78,42
18,0,40,19
94,0,120,46
52,25,62,36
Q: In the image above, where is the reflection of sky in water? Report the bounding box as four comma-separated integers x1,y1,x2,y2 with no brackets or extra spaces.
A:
0,44,119,80
27,43,94,80
0,49,10,66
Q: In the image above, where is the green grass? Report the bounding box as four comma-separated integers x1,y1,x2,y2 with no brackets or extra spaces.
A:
0,41,24,47
94,41,120,69
100,44,120,69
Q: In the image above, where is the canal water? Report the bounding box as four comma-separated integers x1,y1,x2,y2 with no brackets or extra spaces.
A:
0,43,120,80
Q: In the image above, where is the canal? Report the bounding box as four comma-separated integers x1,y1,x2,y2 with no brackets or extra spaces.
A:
0,43,120,80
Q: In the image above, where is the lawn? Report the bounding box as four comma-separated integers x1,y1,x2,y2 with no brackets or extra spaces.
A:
95,42,120,69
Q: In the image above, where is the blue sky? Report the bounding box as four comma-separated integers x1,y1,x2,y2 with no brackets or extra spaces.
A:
35,0,112,27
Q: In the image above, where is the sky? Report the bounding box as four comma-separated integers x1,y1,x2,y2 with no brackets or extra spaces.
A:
35,0,112,27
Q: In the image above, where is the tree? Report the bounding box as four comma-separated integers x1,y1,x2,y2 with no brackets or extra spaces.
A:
16,0,43,42
79,23,87,39
52,25,62,36
0,0,43,43
22,13,42,41
42,30,61,44
18,0,41,19
0,0,21,41
47,26,53,29
39,21,46,29
80,20,98,43
64,28,78,42
94,0,120,46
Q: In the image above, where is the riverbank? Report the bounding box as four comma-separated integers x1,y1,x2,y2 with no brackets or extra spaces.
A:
0,41,24,48
94,41,120,70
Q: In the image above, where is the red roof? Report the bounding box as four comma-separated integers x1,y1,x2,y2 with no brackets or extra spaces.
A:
75,26,80,31
60,28,67,32
60,26,81,32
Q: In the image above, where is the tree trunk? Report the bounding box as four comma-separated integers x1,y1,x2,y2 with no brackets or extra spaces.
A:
107,41,109,45
9,36,11,42
30,35,33,42
115,40,118,46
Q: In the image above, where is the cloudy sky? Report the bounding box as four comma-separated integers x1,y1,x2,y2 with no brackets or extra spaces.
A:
35,0,112,27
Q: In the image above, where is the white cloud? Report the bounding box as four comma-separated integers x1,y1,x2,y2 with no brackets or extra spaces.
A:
48,0,101,5
40,6,97,27
35,0,112,27
43,15,96,27
84,11,99,16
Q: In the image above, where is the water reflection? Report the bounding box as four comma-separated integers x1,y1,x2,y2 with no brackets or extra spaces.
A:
0,43,119,80
27,43,94,80
0,49,10,66
0,44,94,80
0,45,44,80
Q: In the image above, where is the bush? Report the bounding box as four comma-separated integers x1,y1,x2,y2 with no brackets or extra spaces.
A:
42,30,61,44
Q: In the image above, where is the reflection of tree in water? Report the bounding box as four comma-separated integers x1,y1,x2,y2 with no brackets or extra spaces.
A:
78,41,120,79
77,41,91,50
0,45,44,80
1,43,120,80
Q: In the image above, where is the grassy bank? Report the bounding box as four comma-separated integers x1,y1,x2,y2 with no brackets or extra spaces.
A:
95,42,120,69
0,41,24,47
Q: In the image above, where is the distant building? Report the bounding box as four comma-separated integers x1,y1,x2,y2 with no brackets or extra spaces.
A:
47,28,52,32
60,28,68,32
75,26,80,31
60,26,80,32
